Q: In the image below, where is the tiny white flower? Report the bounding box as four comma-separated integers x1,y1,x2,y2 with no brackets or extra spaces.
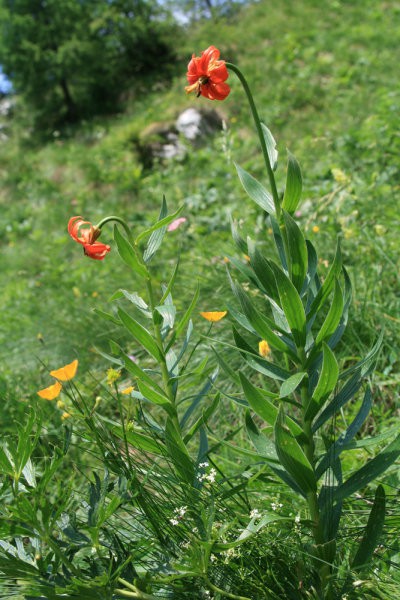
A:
250,509,261,519
174,505,187,518
294,514,301,524
206,468,217,483
169,518,179,526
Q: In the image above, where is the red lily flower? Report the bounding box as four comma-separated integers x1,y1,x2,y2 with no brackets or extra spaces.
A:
185,46,230,101
68,216,111,260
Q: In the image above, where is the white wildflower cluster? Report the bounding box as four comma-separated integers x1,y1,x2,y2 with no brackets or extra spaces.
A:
250,508,261,520
169,505,187,526
271,502,283,511
197,462,217,484
223,546,238,564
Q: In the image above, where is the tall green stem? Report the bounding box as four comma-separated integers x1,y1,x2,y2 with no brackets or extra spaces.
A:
300,384,332,595
96,215,134,243
226,62,281,221
145,277,176,410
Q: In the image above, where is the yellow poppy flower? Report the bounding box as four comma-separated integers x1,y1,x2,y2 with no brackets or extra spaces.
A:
50,359,78,381
37,381,62,400
121,386,134,395
200,311,227,322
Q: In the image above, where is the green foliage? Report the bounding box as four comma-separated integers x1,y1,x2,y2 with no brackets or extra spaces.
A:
0,0,179,129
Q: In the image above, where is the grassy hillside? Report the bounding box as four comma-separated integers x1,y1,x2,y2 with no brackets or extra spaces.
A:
1,0,399,409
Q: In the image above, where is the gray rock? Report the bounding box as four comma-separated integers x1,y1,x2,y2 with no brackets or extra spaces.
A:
176,107,223,143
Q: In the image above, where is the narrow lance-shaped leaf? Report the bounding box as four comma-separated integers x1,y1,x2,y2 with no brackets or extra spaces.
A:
316,387,372,480
270,214,288,270
93,307,121,326
160,258,180,304
118,308,163,361
156,294,176,330
269,261,307,348
109,289,151,317
180,367,219,429
112,426,166,456
165,418,195,484
212,346,241,385
280,372,307,399
283,211,308,294
231,278,297,357
173,282,200,339
351,485,386,571
230,215,248,253
313,332,384,431
120,350,164,394
261,122,278,171
308,239,342,319
274,407,317,496
240,372,304,438
245,410,278,461
114,225,148,278
247,238,280,303
315,279,344,347
135,203,184,244
304,240,319,293
335,434,400,503
282,151,302,214
143,195,168,263
137,381,176,418
183,393,220,445
304,343,339,422
234,162,275,215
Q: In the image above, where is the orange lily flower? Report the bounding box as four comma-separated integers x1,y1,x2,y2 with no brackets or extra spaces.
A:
186,46,230,101
68,216,111,260
200,311,227,322
37,380,62,400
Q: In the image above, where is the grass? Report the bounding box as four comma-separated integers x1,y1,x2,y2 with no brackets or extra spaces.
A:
0,0,399,597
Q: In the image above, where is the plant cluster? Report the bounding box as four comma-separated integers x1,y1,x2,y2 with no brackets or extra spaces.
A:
0,43,399,600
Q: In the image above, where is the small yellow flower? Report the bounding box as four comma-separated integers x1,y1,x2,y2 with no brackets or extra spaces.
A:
374,224,386,236
61,412,72,421
56,399,65,409
243,254,250,262
106,368,121,386
200,311,227,322
92,291,99,298
37,381,62,400
259,340,271,358
331,168,349,185
343,227,354,239
223,256,230,264
312,225,320,233
121,386,134,395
